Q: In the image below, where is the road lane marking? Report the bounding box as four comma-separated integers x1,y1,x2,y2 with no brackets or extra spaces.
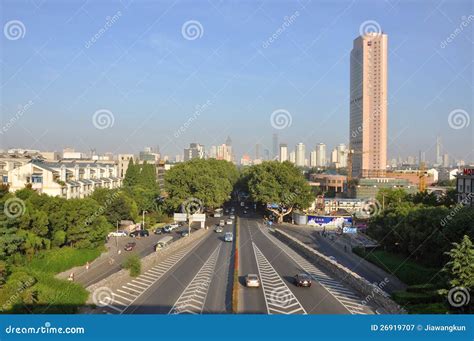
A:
169,244,222,314
252,242,306,315
259,226,374,315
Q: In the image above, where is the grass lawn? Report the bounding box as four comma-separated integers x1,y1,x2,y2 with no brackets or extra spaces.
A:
28,247,102,274
353,247,442,286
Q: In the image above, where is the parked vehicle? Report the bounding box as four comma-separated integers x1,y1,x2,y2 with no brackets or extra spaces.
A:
155,236,173,250
224,232,233,242
245,274,260,288
163,224,179,233
219,220,225,227
130,230,149,237
229,215,235,220
243,210,247,214
294,273,312,287
124,242,136,251
181,230,189,237
108,231,127,237
226,219,233,225
154,228,163,235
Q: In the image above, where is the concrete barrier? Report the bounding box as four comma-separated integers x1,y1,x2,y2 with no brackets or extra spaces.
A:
86,229,209,303
273,228,406,314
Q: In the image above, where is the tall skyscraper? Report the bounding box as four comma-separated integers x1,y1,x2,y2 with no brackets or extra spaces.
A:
349,32,388,178
436,136,442,165
279,143,288,162
310,150,317,167
289,150,296,164
419,150,426,166
255,144,261,160
316,143,326,167
184,143,204,161
272,133,279,160
295,143,305,167
337,143,348,168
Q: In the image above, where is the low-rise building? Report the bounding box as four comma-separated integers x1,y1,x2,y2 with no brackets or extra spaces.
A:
456,167,473,207
352,177,417,199
309,173,347,193
7,160,121,199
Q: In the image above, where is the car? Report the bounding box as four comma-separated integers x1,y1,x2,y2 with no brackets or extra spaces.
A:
154,228,163,235
245,274,260,288
181,230,189,237
129,230,149,237
219,219,225,227
124,242,136,251
294,273,312,287
229,214,235,220
226,219,233,225
108,231,127,237
169,223,179,228
328,256,337,263
215,226,223,233
163,224,179,233
245,206,249,210
224,232,233,242
243,210,247,214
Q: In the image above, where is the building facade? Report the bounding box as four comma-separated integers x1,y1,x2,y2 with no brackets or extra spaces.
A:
295,143,305,167
456,168,473,207
279,144,288,162
7,160,121,199
349,32,388,178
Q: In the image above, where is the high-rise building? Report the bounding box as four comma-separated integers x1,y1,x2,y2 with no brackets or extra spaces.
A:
349,32,388,178
316,143,326,167
443,153,449,168
289,150,296,164
436,136,443,165
272,133,279,160
337,143,348,168
184,143,204,161
419,150,426,166
279,144,288,162
295,143,305,167
255,144,261,160
310,150,317,167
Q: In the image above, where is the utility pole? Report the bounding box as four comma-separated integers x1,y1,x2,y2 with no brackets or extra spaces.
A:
142,210,147,230
115,220,118,250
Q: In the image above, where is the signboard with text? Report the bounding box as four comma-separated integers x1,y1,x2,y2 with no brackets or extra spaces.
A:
174,213,187,222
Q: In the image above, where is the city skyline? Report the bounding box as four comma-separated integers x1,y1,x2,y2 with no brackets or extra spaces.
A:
1,1,472,164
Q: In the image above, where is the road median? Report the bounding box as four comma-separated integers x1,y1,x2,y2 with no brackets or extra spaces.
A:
232,216,240,313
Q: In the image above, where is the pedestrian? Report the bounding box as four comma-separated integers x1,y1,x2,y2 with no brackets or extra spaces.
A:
85,261,90,270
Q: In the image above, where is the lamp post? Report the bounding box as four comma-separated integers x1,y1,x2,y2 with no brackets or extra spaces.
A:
142,210,147,231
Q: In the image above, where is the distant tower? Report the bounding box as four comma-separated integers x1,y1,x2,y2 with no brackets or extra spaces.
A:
272,133,279,160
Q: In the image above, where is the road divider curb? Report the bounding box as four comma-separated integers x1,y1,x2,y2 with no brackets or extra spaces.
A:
273,228,406,314
232,216,240,313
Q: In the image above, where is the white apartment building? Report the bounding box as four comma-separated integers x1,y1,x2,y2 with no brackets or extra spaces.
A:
7,160,121,199
316,143,326,167
295,143,305,167
279,144,288,162
118,154,134,178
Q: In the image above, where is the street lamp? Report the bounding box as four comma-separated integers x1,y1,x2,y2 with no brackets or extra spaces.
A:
142,210,147,230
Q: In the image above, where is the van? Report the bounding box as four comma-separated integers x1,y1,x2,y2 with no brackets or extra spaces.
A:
155,236,173,251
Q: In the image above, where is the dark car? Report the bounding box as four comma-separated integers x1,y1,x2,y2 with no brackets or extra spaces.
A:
130,230,149,238
181,231,189,237
294,273,312,287
124,242,136,251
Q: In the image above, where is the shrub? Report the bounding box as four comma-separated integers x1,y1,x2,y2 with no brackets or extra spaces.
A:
392,290,442,305
122,254,141,277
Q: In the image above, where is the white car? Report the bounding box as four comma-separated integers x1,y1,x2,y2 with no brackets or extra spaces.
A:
229,215,235,220
215,226,223,233
226,219,233,225
224,232,233,242
245,274,260,288
108,231,127,237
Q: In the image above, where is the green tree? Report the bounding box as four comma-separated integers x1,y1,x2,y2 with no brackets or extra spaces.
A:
443,235,474,290
376,188,409,208
245,161,313,223
122,254,141,277
123,158,139,187
138,161,157,190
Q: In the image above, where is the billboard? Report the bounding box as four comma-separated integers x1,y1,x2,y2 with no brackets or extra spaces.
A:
343,227,358,234
174,213,187,222
307,215,352,228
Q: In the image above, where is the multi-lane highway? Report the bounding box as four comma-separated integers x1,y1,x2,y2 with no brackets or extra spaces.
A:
95,209,377,315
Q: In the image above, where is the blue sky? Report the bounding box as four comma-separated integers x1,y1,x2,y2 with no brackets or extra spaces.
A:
1,0,472,163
